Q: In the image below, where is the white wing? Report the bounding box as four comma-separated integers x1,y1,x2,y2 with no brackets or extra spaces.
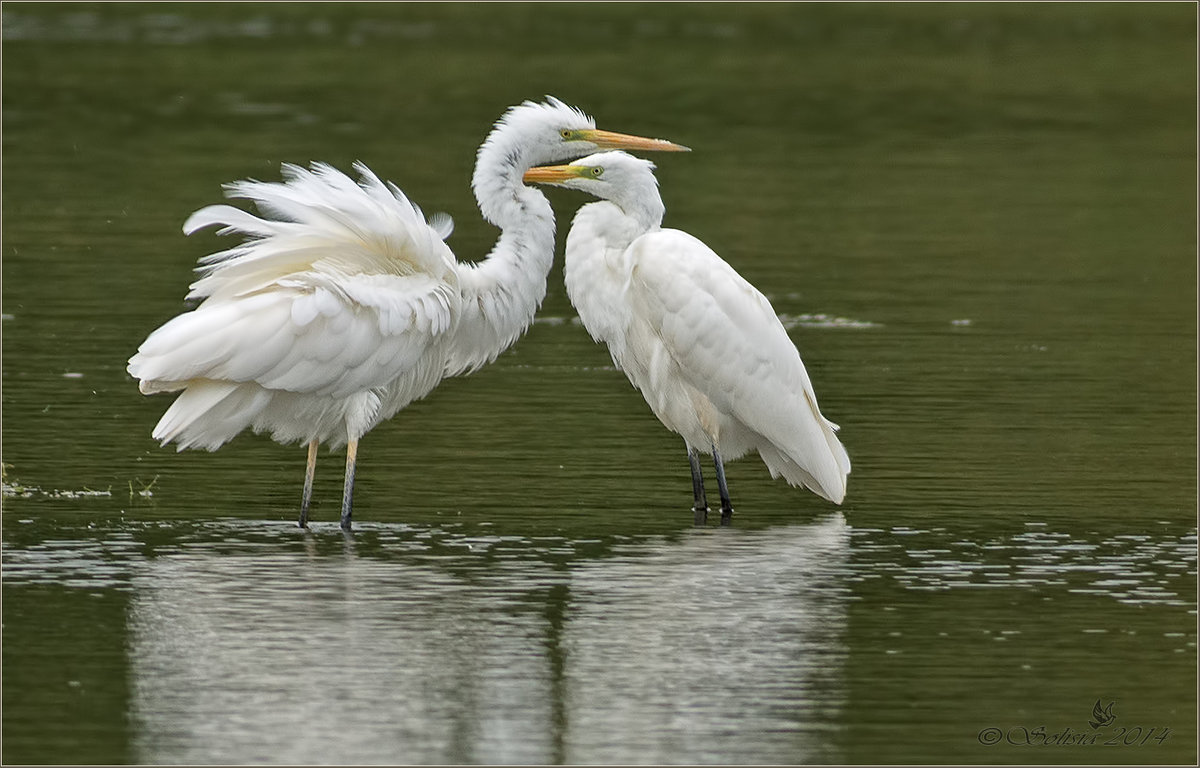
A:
624,229,850,503
128,162,462,448
129,273,458,399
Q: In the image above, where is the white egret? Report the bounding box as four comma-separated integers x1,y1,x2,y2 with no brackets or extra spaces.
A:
128,98,688,530
524,151,850,525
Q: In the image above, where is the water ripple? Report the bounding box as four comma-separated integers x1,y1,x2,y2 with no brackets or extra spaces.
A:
845,524,1196,606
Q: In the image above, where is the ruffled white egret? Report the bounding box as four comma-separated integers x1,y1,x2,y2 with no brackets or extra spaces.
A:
128,98,688,530
524,151,850,524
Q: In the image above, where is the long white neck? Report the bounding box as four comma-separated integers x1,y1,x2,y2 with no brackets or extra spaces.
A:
561,201,653,353
444,128,557,376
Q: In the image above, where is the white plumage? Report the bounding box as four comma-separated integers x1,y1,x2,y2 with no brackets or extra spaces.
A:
133,163,458,451
525,152,850,523
128,99,688,529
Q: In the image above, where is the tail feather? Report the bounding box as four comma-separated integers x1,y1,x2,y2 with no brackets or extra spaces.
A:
152,381,271,451
758,391,851,505
759,442,847,505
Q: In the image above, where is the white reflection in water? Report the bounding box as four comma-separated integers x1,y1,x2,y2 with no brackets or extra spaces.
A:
126,514,849,765
560,515,850,764
129,544,557,764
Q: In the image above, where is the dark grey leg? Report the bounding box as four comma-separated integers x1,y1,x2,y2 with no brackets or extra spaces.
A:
689,445,709,526
712,447,734,525
299,439,318,528
340,438,358,531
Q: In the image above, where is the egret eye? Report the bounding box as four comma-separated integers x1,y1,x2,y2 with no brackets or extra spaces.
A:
560,129,574,140
590,166,604,177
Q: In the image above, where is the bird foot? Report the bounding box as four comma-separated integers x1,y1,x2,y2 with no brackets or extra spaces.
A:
719,507,734,526
692,506,709,526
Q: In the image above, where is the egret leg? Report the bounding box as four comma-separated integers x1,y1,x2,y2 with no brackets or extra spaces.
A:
688,446,709,526
298,439,319,528
712,447,734,525
340,438,358,531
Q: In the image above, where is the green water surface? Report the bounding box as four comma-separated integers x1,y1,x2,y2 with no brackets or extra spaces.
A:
3,3,1196,765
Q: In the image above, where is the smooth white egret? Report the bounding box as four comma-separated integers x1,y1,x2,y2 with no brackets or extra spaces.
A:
524,151,850,525
128,98,688,530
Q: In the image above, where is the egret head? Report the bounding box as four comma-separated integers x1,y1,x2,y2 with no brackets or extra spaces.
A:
474,97,684,226
523,151,666,226
483,96,689,168
523,150,659,197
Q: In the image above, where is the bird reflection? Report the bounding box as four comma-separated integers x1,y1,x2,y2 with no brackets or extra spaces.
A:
560,515,850,764
127,514,848,764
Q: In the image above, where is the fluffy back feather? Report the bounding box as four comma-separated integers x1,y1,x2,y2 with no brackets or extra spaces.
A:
184,162,456,302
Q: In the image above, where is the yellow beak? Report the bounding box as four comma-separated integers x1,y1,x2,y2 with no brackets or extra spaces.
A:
580,128,690,152
523,165,589,185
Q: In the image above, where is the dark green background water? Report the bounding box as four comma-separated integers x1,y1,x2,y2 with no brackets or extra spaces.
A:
2,3,1196,764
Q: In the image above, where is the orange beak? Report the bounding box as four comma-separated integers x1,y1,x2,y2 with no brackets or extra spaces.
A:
581,129,690,152
523,165,591,185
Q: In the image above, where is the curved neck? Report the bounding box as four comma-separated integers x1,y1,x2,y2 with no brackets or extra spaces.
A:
619,191,666,234
447,135,557,376
472,124,541,228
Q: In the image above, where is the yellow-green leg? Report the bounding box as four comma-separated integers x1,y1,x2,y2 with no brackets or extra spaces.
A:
298,439,318,528
340,438,358,531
